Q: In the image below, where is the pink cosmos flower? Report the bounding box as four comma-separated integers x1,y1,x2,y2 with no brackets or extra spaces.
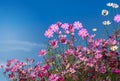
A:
38,49,46,56
78,28,88,39
6,59,17,67
95,54,102,59
41,64,50,71
30,72,36,78
112,68,120,75
48,74,59,81
49,40,58,49
44,29,54,38
64,49,74,55
107,39,117,45
38,72,45,78
79,57,88,62
67,24,74,34
11,65,19,72
61,23,69,30
94,40,101,46
69,68,76,73
49,24,59,32
59,35,67,44
114,14,120,23
99,66,106,74
73,21,83,30
56,21,62,26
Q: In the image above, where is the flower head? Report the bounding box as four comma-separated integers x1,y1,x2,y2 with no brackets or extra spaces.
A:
69,68,76,73
73,21,83,29
92,28,97,32
49,40,58,49
106,3,119,9
95,54,102,59
106,3,114,7
39,49,47,56
48,74,59,81
44,29,54,38
78,29,88,39
61,23,69,30
110,45,118,51
113,68,120,75
59,35,67,44
102,9,109,16
102,20,111,26
64,49,74,55
114,14,120,23
112,3,119,8
49,24,59,32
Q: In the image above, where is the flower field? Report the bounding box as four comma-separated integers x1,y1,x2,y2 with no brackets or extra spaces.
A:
1,2,120,81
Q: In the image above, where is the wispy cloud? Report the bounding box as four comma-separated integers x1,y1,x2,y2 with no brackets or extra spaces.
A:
0,40,45,52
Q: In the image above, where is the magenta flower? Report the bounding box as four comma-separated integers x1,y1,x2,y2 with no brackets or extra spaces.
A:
48,74,59,81
78,28,88,39
64,49,74,55
6,59,18,67
11,65,19,72
73,21,83,30
49,40,58,49
44,29,54,38
113,68,120,75
69,68,76,73
99,66,106,74
67,24,75,34
56,21,62,26
95,54,102,59
41,64,50,71
38,49,46,56
61,23,69,30
114,14,120,23
79,57,88,62
59,35,67,44
49,24,59,32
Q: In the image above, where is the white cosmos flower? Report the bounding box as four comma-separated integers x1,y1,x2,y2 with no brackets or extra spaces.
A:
92,28,97,32
112,3,119,8
106,3,114,7
106,3,119,9
102,9,109,16
110,45,118,51
102,20,111,26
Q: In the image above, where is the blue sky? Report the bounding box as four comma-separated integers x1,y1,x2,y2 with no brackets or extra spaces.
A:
0,0,119,80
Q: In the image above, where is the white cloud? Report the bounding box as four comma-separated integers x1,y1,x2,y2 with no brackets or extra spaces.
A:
0,40,45,52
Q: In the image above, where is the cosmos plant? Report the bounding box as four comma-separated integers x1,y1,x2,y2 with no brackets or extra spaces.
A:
1,2,120,81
